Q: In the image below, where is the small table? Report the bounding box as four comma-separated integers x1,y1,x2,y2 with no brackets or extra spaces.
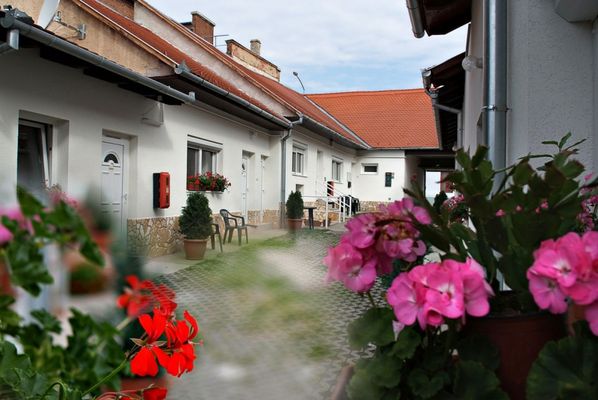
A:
304,206,316,229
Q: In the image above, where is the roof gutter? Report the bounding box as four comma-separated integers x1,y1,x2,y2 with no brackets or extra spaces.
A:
0,28,18,54
422,69,462,150
174,62,292,130
406,0,426,38
0,13,197,105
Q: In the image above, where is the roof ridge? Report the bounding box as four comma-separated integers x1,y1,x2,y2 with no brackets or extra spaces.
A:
307,88,424,97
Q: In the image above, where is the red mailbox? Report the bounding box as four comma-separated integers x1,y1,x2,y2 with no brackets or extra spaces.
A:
153,172,170,209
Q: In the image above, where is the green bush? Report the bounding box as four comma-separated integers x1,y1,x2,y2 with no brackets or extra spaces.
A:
286,191,304,219
179,191,213,239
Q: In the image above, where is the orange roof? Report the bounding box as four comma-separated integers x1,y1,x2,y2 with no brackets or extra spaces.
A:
78,0,286,122
307,89,439,149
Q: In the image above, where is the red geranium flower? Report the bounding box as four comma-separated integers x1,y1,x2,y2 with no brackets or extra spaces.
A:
117,276,153,318
143,388,168,400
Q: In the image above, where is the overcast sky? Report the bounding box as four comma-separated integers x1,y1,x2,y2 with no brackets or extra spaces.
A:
146,0,467,94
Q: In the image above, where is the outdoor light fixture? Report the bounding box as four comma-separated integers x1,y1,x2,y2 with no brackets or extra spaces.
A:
461,55,483,72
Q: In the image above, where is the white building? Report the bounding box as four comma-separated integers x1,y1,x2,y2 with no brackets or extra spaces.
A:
0,0,441,257
407,0,598,172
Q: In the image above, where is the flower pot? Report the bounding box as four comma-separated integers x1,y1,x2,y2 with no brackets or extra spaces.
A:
183,238,208,260
287,218,303,231
465,311,566,400
330,364,354,400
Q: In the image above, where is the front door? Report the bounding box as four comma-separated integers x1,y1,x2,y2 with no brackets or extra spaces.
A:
101,138,127,236
316,150,324,193
241,156,249,219
260,156,267,223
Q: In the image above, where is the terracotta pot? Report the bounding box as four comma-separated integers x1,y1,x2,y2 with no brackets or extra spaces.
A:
287,218,303,231
330,364,354,400
465,312,566,400
92,230,113,252
183,238,208,260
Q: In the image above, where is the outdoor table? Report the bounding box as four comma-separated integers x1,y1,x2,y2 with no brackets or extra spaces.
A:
304,206,316,229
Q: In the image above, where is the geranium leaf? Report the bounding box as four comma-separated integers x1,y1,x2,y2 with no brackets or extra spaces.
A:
348,308,395,350
453,361,507,400
527,328,598,400
407,368,448,399
390,327,421,360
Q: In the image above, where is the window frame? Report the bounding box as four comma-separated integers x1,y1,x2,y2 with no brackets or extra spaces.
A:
291,144,307,176
361,163,379,175
331,158,343,183
187,142,219,177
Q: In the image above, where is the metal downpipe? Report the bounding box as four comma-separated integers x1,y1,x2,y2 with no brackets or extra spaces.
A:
483,0,508,187
280,115,303,227
0,15,196,104
0,28,18,54
406,0,425,38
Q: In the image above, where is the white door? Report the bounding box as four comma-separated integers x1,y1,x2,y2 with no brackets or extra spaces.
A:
241,156,249,219
316,150,324,192
101,138,127,236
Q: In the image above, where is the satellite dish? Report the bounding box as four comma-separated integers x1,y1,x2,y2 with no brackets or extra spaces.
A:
38,0,61,29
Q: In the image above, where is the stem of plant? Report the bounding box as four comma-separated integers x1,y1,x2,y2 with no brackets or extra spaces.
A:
41,381,67,400
116,316,132,331
82,358,128,396
366,291,377,308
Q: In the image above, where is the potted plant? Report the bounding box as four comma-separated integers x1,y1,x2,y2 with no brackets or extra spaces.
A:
187,172,231,192
324,134,598,400
286,191,304,231
179,192,213,260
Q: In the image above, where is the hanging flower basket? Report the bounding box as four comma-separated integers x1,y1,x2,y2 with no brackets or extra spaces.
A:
187,172,231,192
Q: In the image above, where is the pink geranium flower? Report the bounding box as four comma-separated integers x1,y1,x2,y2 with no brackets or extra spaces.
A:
0,208,30,245
323,242,376,293
387,274,428,328
585,301,598,335
345,213,378,249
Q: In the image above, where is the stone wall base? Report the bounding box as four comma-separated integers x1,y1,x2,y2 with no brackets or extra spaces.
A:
127,209,280,258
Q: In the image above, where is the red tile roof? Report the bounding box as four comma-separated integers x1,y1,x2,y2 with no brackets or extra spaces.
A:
307,89,439,149
111,0,365,146
77,0,286,121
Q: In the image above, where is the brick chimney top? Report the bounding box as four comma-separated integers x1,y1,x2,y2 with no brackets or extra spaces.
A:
226,39,280,81
190,11,215,44
250,39,261,56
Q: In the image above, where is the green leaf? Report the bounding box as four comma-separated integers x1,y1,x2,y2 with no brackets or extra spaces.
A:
348,308,395,350
455,149,471,169
16,186,44,217
390,326,421,360
453,361,508,400
527,330,598,400
347,364,387,400
368,351,403,389
457,334,500,371
558,132,572,149
31,309,62,334
407,368,449,399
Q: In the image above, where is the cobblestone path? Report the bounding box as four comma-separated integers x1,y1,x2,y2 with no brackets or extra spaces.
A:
154,230,384,400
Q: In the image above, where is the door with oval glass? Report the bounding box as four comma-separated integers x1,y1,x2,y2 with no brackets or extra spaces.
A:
101,137,128,236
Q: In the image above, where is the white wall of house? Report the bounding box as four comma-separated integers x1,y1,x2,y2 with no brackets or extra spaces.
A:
463,0,597,170
351,150,407,202
285,128,358,201
0,49,279,223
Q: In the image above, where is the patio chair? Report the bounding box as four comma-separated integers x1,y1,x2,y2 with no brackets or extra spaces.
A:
210,223,223,253
219,209,249,245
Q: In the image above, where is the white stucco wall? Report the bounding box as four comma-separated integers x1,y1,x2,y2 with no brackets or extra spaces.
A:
463,0,596,171
0,49,278,221
351,150,407,202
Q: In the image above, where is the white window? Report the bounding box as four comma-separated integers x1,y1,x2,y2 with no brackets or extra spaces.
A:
292,145,306,175
362,163,379,174
18,120,51,199
332,159,343,182
187,144,218,176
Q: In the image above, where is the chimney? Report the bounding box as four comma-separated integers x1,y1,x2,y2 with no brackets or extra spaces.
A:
250,39,261,56
191,11,215,45
226,39,280,81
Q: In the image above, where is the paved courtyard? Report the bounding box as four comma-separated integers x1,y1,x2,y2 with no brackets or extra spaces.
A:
149,229,384,400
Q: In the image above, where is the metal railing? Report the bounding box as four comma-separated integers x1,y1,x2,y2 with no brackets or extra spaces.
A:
302,181,354,228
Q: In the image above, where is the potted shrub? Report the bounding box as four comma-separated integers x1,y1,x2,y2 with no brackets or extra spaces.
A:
324,135,598,400
286,191,304,231
179,192,213,260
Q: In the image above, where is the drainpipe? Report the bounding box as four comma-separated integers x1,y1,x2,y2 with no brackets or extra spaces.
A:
406,0,425,38
0,14,197,105
280,114,304,227
0,28,19,54
175,63,292,130
483,0,508,188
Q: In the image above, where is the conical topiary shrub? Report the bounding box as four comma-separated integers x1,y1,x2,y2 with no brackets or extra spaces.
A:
286,191,304,231
179,192,213,259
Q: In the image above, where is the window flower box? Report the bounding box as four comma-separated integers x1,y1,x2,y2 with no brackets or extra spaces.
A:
187,172,231,192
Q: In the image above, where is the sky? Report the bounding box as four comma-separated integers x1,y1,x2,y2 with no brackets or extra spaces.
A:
146,0,468,94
